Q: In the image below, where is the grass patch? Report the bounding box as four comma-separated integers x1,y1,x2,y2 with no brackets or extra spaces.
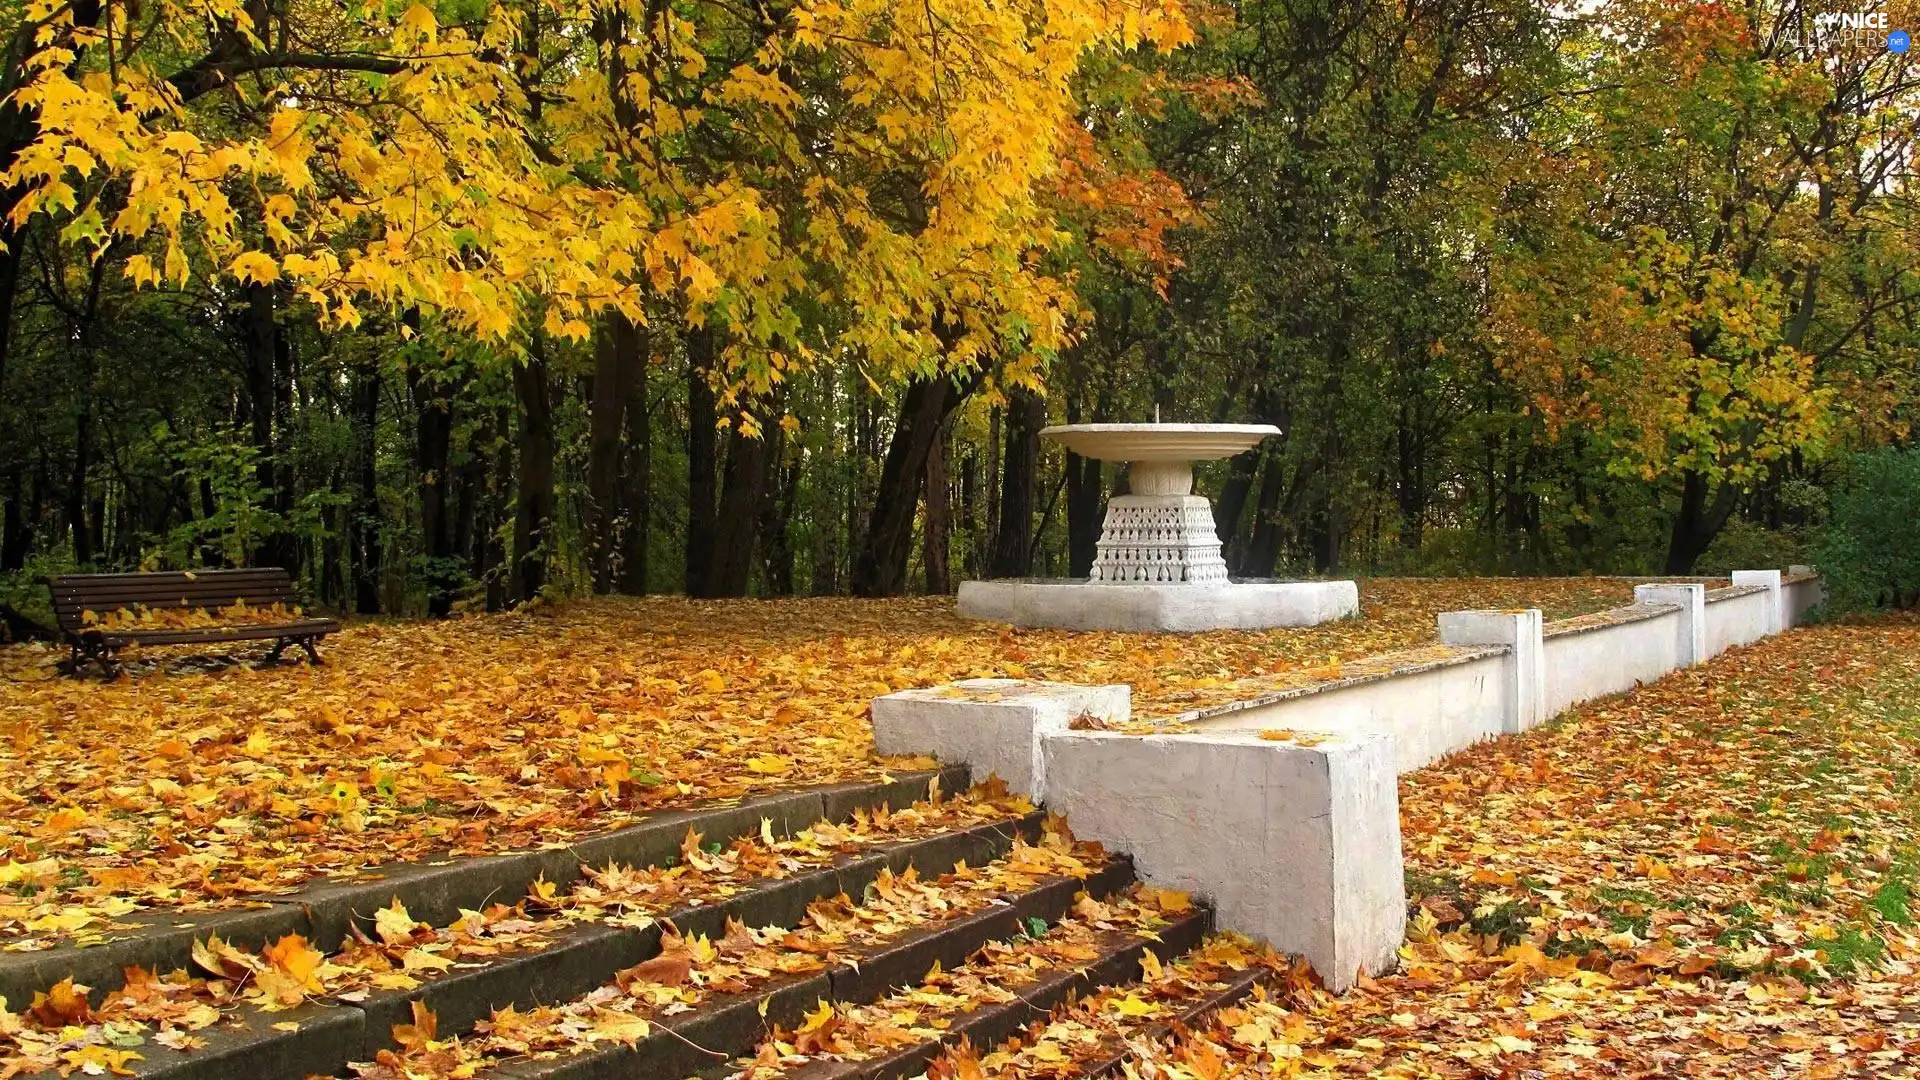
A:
1816,928,1885,979
1872,872,1915,926
1469,899,1542,944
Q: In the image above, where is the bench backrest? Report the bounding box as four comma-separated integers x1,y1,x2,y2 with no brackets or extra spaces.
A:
49,569,299,633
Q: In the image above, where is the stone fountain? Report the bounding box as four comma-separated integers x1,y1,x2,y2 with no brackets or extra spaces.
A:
956,423,1359,631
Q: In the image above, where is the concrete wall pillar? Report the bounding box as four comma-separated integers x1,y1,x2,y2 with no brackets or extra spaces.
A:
1436,608,1545,732
1633,583,1707,665
1041,729,1404,991
870,679,1129,802
1730,569,1785,634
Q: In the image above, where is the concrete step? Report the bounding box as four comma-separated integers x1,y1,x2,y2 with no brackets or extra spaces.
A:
11,816,1110,1079
716,886,1217,1080
468,853,1139,1080
929,935,1284,1079
344,812,1052,1068
6,770,1052,1079
0,767,968,1013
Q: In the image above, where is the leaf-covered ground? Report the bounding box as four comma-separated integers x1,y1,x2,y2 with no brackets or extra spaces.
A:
0,577,1630,945
1083,618,1920,1078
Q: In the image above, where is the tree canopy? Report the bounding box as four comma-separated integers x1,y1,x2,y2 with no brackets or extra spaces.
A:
0,0,1913,610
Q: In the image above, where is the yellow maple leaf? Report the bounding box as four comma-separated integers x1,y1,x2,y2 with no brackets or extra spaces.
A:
586,1012,652,1044
262,934,325,994
401,947,455,972
230,251,280,284
374,898,417,945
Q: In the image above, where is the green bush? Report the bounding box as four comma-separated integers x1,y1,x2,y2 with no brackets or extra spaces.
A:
1813,449,1920,614
0,552,81,638
1696,519,1808,576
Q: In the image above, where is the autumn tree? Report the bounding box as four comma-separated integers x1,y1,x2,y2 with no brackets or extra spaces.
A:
1486,0,1920,571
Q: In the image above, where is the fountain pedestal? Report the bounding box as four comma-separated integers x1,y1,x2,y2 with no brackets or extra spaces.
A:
1090,496,1230,584
956,424,1360,632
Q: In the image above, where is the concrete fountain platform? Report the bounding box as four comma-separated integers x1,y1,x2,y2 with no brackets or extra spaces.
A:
958,577,1359,632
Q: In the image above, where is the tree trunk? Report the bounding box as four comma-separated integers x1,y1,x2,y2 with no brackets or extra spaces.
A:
853,374,974,597
350,361,382,614
320,467,343,607
758,419,799,596
982,406,1001,573
1304,478,1339,574
482,406,513,611
1213,448,1259,568
0,232,16,401
511,341,557,604
1065,451,1102,579
989,388,1045,578
67,398,91,565
587,314,642,592
684,327,719,597
922,417,952,594
412,357,457,616
241,283,283,568
1243,456,1290,577
1663,469,1738,574
710,410,771,598
1,471,26,570
616,319,652,594
958,448,980,580
272,291,298,573
808,428,839,596
1395,405,1425,550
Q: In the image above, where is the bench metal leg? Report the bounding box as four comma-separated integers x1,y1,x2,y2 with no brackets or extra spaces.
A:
269,637,325,664
68,639,115,677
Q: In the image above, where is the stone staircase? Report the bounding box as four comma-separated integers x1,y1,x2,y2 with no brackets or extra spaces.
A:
1,767,1281,1080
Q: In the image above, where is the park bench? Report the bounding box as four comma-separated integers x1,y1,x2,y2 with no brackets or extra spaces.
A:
48,568,337,671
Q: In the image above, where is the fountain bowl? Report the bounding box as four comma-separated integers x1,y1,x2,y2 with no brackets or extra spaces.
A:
1040,423,1280,463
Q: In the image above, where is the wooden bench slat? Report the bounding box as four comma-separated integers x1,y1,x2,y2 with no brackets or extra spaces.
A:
96,619,341,647
54,599,299,624
52,569,291,581
52,591,298,613
52,580,296,594
51,577,290,596
53,597,299,615
50,578,297,594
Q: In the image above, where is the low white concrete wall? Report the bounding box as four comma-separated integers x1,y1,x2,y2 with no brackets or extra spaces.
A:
874,568,1819,992
1784,570,1825,626
1540,604,1687,717
1704,584,1773,656
1042,728,1404,991
1184,649,1508,774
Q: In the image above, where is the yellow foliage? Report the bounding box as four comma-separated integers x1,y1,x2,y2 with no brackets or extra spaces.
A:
4,0,1194,395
